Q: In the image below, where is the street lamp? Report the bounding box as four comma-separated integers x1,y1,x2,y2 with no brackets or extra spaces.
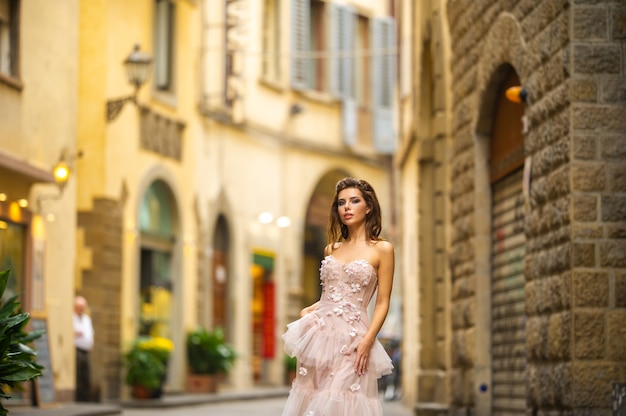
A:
52,160,70,191
37,149,82,213
106,44,152,122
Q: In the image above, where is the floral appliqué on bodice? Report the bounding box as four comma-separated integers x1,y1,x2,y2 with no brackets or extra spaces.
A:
318,255,378,334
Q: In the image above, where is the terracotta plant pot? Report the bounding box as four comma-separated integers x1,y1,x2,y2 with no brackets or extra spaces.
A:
186,374,218,393
132,384,155,400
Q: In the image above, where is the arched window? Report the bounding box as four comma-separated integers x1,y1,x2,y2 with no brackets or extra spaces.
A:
138,180,176,338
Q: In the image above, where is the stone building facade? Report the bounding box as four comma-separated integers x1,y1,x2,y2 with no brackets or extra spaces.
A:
399,0,626,415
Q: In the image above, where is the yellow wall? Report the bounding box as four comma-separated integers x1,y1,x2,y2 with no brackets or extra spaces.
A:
0,0,80,395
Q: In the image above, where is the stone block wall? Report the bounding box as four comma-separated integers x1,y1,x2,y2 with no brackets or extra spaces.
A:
77,198,123,400
446,0,625,414
567,0,626,411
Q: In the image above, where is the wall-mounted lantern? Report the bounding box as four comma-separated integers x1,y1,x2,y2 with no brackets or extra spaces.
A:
505,86,527,104
37,149,83,213
106,44,152,122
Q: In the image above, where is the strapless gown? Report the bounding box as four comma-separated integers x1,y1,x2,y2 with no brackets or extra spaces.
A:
281,255,393,416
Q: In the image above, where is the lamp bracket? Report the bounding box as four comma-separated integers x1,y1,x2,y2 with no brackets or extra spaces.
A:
106,95,137,122
36,191,63,214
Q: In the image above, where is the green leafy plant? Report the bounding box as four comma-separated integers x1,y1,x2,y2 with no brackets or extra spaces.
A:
124,336,173,390
284,355,297,372
0,269,44,416
186,327,237,375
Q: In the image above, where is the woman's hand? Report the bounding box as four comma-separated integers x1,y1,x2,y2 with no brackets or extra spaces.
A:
299,302,319,318
354,338,374,376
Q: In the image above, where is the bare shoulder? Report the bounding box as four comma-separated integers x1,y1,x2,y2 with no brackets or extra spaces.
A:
368,240,394,269
324,243,341,256
375,240,394,257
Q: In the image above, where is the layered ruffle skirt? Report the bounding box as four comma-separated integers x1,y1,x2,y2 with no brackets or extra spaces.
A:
281,303,393,416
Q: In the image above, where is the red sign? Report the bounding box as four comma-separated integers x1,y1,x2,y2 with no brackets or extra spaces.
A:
262,281,275,358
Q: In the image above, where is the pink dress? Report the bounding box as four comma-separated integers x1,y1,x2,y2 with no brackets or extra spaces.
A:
281,255,393,416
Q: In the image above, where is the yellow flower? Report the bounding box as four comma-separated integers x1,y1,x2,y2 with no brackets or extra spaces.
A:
138,336,174,353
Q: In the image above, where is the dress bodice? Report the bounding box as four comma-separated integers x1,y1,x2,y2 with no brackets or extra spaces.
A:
319,255,378,314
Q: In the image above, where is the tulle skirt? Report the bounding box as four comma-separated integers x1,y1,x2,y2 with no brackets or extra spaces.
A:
281,305,393,416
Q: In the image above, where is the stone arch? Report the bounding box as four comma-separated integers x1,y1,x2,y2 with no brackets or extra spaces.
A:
472,12,528,415
475,12,529,135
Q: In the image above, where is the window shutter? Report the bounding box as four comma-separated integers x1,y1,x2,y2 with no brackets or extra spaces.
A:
341,7,355,100
371,17,396,154
329,4,342,98
290,0,310,90
329,4,357,146
330,4,355,99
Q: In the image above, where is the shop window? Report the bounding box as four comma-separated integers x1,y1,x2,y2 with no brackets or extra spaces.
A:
139,249,172,337
138,181,176,339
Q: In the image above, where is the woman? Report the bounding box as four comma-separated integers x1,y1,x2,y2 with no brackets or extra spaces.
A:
282,177,395,416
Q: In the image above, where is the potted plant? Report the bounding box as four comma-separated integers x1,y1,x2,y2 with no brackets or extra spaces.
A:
186,327,236,393
284,355,297,385
0,269,44,415
124,336,173,399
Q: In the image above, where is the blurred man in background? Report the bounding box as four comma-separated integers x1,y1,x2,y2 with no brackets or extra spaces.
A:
73,296,94,402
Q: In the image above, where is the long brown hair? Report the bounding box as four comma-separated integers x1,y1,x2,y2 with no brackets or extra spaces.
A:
327,177,382,247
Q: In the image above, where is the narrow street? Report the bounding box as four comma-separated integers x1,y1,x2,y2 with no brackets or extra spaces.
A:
121,396,412,416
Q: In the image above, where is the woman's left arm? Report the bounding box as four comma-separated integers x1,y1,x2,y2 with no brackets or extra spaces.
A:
354,241,395,375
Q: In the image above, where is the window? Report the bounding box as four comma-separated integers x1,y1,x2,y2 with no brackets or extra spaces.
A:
154,0,175,92
355,15,370,108
329,3,357,146
329,3,355,100
261,0,281,83
139,181,176,339
371,17,396,153
308,0,326,92
290,0,309,90
290,0,327,92
0,0,19,80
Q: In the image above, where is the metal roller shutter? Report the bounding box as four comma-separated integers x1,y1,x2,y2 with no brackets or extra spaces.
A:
491,168,526,414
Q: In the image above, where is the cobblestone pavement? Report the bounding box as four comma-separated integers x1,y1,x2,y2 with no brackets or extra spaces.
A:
121,396,412,416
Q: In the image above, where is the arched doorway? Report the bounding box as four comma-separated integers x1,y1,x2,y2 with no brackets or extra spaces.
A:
137,180,179,342
301,170,349,309
212,215,231,338
478,64,527,414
